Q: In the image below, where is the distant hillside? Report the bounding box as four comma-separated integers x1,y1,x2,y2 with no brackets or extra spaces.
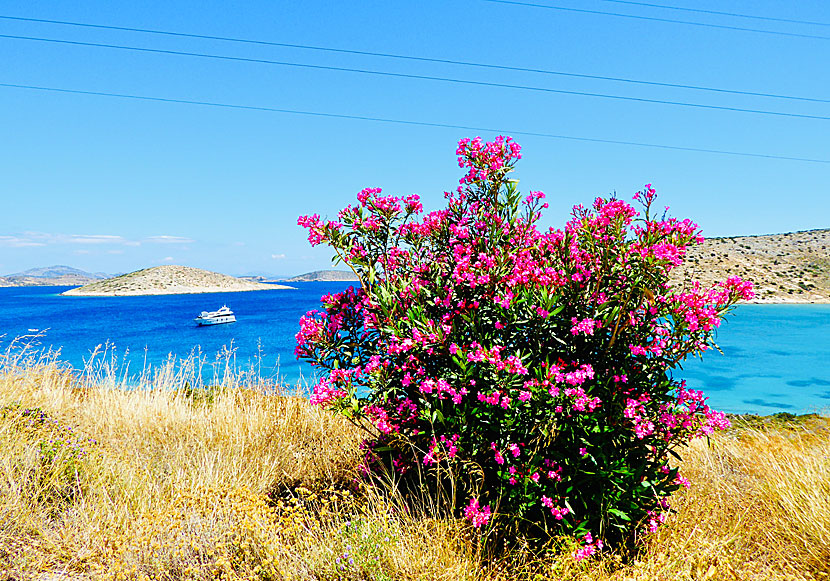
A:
1,265,109,287
10,265,109,279
62,265,293,296
671,229,830,303
284,270,359,282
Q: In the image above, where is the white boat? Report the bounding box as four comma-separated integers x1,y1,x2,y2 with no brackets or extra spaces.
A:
195,305,236,326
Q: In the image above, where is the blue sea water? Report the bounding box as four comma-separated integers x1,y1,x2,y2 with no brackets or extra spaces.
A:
0,285,828,415
0,283,353,389
680,304,830,415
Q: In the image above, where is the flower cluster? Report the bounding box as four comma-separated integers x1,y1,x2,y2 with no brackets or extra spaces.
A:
296,136,750,550
464,497,492,528
573,533,604,561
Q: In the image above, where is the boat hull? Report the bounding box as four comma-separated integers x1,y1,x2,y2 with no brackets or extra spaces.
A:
195,315,236,326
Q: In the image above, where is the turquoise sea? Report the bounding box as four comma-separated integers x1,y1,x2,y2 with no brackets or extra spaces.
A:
681,304,830,414
0,285,828,415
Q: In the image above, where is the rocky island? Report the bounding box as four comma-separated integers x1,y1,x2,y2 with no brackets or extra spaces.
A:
61,265,292,296
283,269,359,282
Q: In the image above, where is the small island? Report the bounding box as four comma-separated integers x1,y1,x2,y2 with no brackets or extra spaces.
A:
283,269,359,282
61,265,293,296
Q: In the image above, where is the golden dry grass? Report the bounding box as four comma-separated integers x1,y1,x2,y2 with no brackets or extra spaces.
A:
1,352,828,581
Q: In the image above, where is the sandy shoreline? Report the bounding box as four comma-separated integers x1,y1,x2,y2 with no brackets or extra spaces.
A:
62,284,293,297
743,298,830,305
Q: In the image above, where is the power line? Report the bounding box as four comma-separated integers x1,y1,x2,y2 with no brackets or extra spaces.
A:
1,81,827,164
597,0,830,28
0,14,827,104
3,33,829,122
481,0,830,41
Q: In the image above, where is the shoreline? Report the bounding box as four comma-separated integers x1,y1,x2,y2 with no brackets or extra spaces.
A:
742,298,830,305
61,284,294,297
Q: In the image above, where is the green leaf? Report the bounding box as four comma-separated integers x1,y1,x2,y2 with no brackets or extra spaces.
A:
608,508,631,521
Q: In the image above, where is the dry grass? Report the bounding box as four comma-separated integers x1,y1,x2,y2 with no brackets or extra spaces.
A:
580,419,830,581
1,346,829,580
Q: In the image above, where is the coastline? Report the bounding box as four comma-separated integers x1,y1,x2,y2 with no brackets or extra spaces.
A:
742,297,830,305
58,290,830,301
61,284,294,297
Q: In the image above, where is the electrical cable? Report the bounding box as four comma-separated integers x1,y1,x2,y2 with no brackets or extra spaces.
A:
597,0,830,28
1,81,827,164
481,0,830,41
0,14,827,104
2,33,829,122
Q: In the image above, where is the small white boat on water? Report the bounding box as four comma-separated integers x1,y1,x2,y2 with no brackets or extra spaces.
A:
195,305,236,326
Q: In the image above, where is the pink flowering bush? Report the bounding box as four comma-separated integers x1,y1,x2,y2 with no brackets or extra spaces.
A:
296,136,753,552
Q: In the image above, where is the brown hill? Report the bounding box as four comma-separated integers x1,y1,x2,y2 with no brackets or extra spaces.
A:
0,265,109,287
61,265,292,296
671,229,830,303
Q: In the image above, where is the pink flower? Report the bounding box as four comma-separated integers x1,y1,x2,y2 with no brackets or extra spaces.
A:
645,509,668,532
573,533,604,561
490,442,505,465
540,496,569,520
570,317,599,336
464,497,492,528
629,344,649,356
722,275,755,301
309,377,346,407
648,242,683,266
676,474,691,489
297,214,327,246
363,405,398,434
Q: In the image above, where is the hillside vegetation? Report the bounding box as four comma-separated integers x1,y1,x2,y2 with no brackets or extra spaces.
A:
61,265,292,296
671,229,830,303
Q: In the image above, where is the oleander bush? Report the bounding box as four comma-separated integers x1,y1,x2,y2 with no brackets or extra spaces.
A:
296,136,754,554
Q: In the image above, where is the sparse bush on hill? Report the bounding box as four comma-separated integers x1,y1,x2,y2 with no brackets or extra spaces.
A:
297,136,754,553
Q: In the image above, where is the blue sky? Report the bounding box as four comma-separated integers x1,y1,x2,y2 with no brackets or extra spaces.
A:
1,0,828,277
